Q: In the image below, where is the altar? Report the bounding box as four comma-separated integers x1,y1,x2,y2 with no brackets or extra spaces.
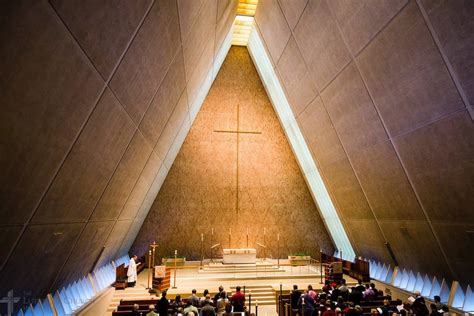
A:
223,248,257,264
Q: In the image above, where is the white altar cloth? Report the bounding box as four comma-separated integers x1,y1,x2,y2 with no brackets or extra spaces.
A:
223,248,257,264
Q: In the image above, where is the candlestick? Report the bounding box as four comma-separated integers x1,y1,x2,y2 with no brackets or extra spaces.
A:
263,228,266,235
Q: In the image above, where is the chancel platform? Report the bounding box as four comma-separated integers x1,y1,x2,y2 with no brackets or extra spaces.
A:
223,248,257,264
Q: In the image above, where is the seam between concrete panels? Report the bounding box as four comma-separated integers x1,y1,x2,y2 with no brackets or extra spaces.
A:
49,126,139,291
45,0,156,291
327,0,455,277
415,0,474,120
42,0,155,291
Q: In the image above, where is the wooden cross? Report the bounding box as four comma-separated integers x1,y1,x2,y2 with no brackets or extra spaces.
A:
213,103,261,218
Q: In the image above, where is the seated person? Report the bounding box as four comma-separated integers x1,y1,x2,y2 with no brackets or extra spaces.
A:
172,294,185,312
223,303,233,316
354,280,365,293
146,304,158,316
338,279,349,299
379,298,392,316
348,286,363,305
131,304,140,316
363,284,375,300
322,280,332,294
370,283,378,297
200,289,210,307
184,300,199,316
307,284,317,300
201,299,216,316
322,303,336,316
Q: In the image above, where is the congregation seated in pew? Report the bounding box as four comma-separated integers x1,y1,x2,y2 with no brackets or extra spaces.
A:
112,284,248,316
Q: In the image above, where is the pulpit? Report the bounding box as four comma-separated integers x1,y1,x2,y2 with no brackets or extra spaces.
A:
223,248,256,264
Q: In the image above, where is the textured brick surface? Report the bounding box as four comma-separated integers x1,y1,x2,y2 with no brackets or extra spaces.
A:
131,47,334,259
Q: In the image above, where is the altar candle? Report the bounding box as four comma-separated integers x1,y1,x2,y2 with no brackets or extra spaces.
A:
174,249,177,256
211,228,214,236
256,300,258,307
247,227,249,235
201,233,203,242
277,233,280,241
264,228,266,235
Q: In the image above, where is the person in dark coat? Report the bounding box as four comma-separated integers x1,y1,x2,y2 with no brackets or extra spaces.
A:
291,285,302,311
156,291,169,316
412,291,429,316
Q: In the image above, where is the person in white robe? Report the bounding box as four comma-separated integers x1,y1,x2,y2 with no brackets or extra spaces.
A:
127,255,139,287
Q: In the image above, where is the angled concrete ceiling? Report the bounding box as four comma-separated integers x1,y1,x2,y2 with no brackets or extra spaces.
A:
1,0,473,300
0,0,238,298
254,0,474,284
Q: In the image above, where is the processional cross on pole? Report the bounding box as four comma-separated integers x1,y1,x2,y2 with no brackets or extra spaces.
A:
213,103,261,247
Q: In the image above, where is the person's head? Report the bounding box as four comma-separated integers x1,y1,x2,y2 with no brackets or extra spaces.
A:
187,312,196,316
337,296,344,304
341,279,346,285
442,306,449,313
192,289,197,294
219,285,224,292
133,304,139,311
236,286,241,292
365,284,371,289
225,303,232,312
370,283,376,289
384,299,390,305
434,295,441,302
371,308,378,315
203,289,209,296
293,284,298,290
162,290,167,298
308,284,313,291
132,254,138,260
326,303,332,310
149,304,155,311
206,294,211,300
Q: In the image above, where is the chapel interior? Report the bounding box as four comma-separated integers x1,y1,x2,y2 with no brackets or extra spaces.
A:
1,0,473,315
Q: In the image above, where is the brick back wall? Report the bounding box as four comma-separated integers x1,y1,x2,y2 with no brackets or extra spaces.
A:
131,46,335,260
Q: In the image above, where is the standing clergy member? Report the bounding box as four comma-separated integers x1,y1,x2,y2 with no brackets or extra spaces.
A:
127,255,139,287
